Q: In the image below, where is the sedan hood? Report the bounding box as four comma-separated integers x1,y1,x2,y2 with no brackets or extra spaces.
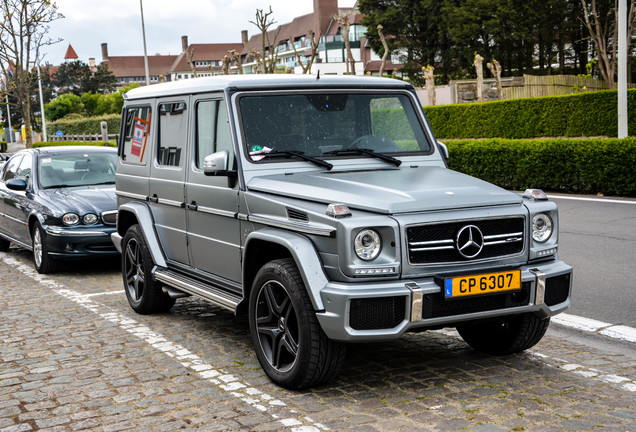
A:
39,186,117,215
247,166,521,214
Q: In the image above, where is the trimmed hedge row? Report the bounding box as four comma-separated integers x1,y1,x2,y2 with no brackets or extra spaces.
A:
48,114,121,136
445,137,636,196
424,89,636,139
33,141,115,148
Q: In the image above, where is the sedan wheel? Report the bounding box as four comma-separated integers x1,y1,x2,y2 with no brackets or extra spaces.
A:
122,224,174,314
32,222,58,274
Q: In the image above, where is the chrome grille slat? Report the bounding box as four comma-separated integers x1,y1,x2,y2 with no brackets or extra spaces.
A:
406,217,525,265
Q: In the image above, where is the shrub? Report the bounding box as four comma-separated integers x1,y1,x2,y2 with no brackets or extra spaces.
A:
48,114,121,137
445,137,636,196
424,89,636,139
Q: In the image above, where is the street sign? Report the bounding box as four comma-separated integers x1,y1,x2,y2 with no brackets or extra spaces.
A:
56,130,63,137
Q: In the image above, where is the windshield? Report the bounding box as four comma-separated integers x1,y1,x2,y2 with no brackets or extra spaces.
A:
38,152,117,189
239,92,431,162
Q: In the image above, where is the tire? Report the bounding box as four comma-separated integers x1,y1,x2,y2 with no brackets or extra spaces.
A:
249,258,346,389
32,222,59,274
122,224,175,314
457,313,550,356
0,237,10,252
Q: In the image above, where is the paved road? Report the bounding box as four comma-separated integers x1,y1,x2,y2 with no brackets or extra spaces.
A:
1,248,635,431
550,194,636,327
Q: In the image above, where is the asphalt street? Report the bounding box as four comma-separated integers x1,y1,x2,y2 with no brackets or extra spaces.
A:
550,194,636,327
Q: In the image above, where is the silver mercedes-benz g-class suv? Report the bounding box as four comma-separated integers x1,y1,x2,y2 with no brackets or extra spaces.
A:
112,74,572,389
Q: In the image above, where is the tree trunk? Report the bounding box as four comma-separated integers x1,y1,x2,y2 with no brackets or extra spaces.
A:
377,25,389,77
423,65,435,106
474,53,484,102
487,59,503,100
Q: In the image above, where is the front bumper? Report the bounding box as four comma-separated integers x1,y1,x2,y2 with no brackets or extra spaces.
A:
316,260,572,342
45,226,118,258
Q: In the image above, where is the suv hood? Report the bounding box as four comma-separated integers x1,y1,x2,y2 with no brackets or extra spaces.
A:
247,166,521,214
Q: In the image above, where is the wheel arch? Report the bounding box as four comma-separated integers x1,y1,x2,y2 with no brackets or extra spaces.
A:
116,202,167,268
243,228,329,311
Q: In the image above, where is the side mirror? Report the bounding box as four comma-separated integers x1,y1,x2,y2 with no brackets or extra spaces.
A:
6,178,27,191
203,150,236,177
436,141,449,163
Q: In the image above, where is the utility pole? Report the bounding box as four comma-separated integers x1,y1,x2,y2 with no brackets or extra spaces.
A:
140,0,150,86
618,0,628,138
36,65,46,142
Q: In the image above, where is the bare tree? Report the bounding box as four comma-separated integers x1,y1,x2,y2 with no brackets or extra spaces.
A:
377,24,389,76
336,12,356,75
185,48,198,78
247,7,282,74
580,0,636,89
0,0,62,147
473,53,484,102
291,30,318,74
423,65,435,106
222,55,231,75
229,49,243,74
487,58,503,100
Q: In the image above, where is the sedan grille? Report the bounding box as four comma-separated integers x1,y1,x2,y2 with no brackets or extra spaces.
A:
407,217,524,265
101,210,117,225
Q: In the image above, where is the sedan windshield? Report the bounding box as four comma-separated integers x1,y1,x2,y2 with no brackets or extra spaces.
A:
239,92,431,162
38,152,117,189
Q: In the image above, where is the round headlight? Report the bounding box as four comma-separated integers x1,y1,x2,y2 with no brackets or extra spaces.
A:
354,229,382,261
532,213,553,243
83,213,98,225
62,213,80,226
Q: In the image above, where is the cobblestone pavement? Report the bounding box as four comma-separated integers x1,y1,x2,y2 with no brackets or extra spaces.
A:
1,248,635,432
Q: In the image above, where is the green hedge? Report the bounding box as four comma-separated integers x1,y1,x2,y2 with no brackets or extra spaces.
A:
424,89,636,139
446,138,636,196
48,114,121,136
33,141,115,148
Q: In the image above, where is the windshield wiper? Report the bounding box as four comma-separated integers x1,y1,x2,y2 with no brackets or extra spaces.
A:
261,150,333,170
324,148,402,167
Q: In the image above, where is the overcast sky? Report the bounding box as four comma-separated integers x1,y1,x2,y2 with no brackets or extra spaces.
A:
42,0,356,65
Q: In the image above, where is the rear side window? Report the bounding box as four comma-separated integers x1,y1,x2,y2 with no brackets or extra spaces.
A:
121,106,151,165
157,102,187,167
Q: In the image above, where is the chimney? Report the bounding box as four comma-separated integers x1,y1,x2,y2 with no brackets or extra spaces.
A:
241,30,248,45
181,35,188,52
313,0,338,36
101,43,108,61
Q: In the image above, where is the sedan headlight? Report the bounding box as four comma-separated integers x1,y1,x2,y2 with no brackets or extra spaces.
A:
62,213,80,226
354,229,382,261
83,213,98,225
532,213,553,243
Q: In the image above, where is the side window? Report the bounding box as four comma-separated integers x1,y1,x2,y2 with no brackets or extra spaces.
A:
196,99,233,168
16,155,32,188
2,156,23,182
158,102,187,167
121,106,151,165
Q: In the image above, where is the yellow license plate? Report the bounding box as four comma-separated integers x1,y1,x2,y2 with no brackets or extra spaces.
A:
444,270,521,299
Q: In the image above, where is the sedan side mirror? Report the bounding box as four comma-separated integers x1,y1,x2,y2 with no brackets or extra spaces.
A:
6,178,27,191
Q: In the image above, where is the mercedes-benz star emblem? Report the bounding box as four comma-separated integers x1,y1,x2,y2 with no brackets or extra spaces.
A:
456,225,484,259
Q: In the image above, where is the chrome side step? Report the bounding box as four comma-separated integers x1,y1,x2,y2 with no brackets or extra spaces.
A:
154,268,242,312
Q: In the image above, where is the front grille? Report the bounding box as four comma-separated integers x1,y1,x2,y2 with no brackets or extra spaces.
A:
422,282,531,319
349,296,406,330
545,274,570,306
407,217,524,265
101,210,117,225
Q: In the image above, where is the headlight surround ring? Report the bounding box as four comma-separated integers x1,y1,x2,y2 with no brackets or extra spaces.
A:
532,213,553,243
354,229,382,261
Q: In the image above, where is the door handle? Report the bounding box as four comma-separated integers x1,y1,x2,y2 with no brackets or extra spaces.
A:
186,202,198,211
148,194,159,203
